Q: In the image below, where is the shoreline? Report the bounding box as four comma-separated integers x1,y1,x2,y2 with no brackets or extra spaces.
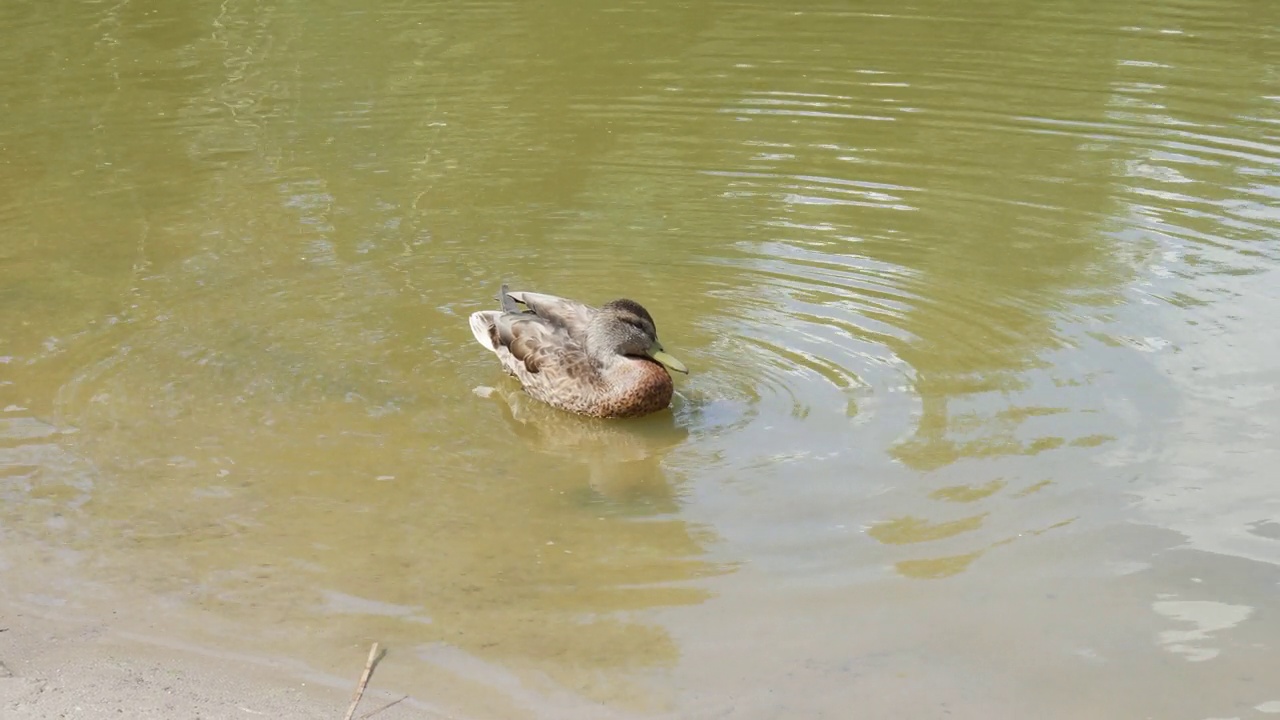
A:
0,601,439,720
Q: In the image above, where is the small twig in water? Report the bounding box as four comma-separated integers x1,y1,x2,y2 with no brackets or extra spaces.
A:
359,694,410,719
342,642,381,720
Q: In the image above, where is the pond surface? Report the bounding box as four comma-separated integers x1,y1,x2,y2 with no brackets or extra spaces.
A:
3,0,1280,717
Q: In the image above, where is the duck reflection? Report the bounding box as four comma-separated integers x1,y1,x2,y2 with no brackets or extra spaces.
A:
482,382,690,509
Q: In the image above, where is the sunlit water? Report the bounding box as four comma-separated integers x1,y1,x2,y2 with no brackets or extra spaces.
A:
3,1,1280,718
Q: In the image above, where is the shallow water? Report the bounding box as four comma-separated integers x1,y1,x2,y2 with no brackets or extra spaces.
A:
3,0,1280,717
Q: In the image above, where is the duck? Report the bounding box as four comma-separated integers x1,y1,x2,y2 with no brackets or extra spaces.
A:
469,285,688,418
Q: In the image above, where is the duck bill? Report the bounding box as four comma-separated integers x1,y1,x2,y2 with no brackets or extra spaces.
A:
647,343,688,374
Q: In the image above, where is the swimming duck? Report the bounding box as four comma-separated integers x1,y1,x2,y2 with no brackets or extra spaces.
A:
469,286,688,418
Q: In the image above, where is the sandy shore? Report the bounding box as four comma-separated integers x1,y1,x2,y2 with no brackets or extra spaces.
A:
0,603,441,720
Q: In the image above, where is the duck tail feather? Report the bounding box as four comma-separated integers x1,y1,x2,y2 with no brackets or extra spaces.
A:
469,311,500,351
498,283,522,313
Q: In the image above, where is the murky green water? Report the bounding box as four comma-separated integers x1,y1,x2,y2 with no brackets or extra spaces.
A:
4,0,1280,717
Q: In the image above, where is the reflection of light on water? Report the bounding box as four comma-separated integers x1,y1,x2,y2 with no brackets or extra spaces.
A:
415,642,660,719
0,416,60,441
1152,600,1253,662
865,477,1073,580
1132,268,1280,568
319,589,432,624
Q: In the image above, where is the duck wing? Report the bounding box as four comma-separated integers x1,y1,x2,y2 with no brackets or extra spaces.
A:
497,314,567,374
476,311,592,381
503,289,595,337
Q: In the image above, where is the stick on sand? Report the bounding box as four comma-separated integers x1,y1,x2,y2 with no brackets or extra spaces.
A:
343,642,381,720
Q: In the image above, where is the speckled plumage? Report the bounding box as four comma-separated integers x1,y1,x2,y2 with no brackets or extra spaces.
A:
469,286,686,418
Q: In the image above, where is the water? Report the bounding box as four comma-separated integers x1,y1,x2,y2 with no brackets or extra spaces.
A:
3,0,1279,717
